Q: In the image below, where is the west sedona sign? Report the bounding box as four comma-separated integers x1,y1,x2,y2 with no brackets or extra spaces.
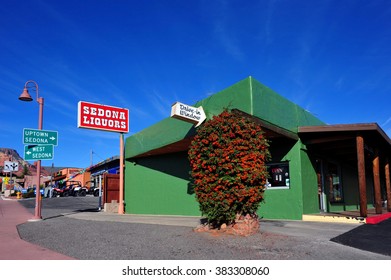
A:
77,101,129,133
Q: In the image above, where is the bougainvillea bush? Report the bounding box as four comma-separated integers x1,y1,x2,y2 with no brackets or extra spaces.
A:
188,110,271,227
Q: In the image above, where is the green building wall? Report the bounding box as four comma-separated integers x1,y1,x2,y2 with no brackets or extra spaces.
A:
300,146,320,215
251,78,324,132
125,152,200,216
124,77,325,220
257,141,304,220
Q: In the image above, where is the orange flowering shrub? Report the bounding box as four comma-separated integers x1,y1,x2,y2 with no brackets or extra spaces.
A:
188,110,270,227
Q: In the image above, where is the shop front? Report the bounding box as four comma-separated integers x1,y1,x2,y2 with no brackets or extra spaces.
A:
299,124,391,217
124,77,391,220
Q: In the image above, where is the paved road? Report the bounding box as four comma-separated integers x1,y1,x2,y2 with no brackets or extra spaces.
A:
17,197,391,260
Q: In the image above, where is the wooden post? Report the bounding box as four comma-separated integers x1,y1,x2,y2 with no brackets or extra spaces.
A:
372,151,382,214
385,158,391,212
356,135,367,217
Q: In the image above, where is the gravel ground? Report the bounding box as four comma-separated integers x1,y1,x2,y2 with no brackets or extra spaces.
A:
17,197,391,260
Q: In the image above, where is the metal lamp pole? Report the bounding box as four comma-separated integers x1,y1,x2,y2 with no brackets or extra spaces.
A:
19,80,44,220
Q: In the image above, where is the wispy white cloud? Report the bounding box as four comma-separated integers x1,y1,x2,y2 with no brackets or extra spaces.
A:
211,1,245,62
264,0,277,45
214,22,245,62
335,77,345,90
147,90,173,117
381,116,391,127
56,125,120,153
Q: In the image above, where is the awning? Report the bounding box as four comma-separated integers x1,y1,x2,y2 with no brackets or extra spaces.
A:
298,123,391,217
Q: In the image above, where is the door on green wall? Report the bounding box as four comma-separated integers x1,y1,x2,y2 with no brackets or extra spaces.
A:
326,163,343,204
316,159,343,213
316,159,327,212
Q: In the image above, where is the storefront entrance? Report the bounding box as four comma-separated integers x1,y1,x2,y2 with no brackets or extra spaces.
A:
316,159,343,213
300,123,391,217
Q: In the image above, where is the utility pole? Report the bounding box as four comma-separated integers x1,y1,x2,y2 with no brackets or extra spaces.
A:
90,149,93,166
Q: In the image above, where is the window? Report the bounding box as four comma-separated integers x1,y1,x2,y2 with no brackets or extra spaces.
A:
328,163,343,203
266,162,290,189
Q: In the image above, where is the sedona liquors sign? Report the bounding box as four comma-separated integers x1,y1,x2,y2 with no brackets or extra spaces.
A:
77,101,129,133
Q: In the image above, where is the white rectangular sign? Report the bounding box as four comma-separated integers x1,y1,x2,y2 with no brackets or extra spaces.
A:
170,102,206,127
3,161,19,172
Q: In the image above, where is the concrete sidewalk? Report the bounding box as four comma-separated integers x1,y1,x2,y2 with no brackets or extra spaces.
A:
67,211,203,227
0,197,74,260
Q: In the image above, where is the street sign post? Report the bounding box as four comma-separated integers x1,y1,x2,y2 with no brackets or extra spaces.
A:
24,144,54,160
23,128,58,146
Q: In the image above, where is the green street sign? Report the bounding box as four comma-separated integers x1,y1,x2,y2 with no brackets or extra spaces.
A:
24,145,54,160
23,128,58,146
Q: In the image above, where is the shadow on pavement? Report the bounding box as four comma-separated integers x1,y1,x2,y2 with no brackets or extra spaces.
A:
331,219,391,256
42,208,100,220
75,208,101,212
18,196,101,220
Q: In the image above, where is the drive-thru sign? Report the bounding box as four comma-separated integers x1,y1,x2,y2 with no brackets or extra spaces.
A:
170,102,206,127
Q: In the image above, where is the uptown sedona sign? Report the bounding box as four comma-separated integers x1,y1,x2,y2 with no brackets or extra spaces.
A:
78,101,129,133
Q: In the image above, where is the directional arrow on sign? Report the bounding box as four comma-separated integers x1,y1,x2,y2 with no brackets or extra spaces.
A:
24,144,54,160
23,128,58,146
170,102,206,127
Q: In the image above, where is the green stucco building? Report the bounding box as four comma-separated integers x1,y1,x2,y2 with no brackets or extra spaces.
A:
124,77,391,220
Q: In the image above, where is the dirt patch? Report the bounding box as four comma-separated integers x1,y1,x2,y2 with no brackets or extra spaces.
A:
194,215,260,237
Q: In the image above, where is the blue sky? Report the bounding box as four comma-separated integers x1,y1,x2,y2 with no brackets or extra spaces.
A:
1,0,390,168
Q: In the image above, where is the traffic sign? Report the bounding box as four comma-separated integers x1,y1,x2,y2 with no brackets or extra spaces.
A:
24,145,54,160
3,161,19,172
23,128,58,146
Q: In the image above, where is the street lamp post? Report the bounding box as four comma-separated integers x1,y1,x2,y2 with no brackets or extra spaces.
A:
19,80,44,221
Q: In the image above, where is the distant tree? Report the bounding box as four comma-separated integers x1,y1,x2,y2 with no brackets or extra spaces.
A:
22,164,30,177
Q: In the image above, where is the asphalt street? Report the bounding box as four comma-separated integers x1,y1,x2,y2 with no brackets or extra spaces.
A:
16,196,391,260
